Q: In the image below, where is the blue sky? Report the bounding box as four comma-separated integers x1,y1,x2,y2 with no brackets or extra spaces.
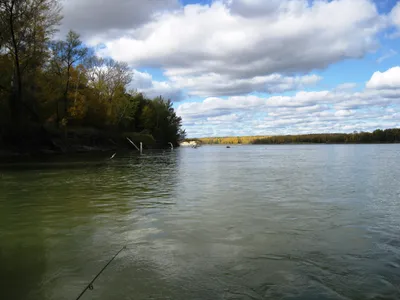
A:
61,0,400,137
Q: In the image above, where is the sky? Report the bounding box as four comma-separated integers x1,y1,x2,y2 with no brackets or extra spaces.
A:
60,0,400,137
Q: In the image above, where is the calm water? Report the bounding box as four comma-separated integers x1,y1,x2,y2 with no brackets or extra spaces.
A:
1,145,400,300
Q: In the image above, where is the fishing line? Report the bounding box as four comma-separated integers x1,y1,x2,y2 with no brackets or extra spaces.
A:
75,245,126,300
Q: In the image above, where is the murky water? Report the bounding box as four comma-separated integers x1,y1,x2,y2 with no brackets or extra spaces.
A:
1,145,400,300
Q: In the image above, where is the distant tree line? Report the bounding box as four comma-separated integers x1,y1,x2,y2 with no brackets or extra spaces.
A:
251,129,400,144
197,129,400,145
198,136,272,145
0,0,185,152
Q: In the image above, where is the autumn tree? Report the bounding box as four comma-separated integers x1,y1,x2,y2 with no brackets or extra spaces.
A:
0,0,186,149
85,56,133,127
0,0,61,129
139,97,185,146
50,30,88,124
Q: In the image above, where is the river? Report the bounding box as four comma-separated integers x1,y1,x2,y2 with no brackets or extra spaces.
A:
1,145,400,300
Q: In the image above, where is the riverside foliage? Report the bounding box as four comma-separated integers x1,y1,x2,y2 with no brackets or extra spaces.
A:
0,0,185,150
197,129,400,145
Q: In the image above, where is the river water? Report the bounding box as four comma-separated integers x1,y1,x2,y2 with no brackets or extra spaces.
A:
1,145,400,300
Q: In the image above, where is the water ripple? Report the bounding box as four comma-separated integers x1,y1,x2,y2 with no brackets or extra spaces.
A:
1,145,400,299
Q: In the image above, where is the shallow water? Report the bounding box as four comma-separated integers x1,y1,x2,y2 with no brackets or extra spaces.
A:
1,145,400,300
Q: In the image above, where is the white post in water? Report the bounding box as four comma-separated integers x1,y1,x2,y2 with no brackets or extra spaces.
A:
140,142,143,154
126,137,140,151
168,142,174,150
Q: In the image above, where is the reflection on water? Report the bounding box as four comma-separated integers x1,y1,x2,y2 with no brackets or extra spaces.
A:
1,145,400,300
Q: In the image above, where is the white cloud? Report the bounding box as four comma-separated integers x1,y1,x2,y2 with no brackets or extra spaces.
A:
131,70,153,89
178,86,397,123
170,73,321,97
97,0,385,80
335,109,354,117
59,0,179,39
58,1,400,137
130,70,184,101
178,66,400,137
229,0,282,18
177,95,266,120
386,2,400,39
206,114,243,124
128,71,321,99
390,2,400,29
130,69,320,100
366,66,400,89
267,105,329,118
266,91,335,107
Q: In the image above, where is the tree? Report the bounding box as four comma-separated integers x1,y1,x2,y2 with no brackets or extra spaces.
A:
140,97,185,146
50,30,88,124
372,129,385,143
0,0,61,129
86,57,132,102
85,56,133,126
0,2,186,150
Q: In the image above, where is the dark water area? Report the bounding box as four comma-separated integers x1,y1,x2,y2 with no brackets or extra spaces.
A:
1,145,400,300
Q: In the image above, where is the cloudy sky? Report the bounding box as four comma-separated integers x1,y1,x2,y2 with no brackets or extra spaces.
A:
60,0,400,137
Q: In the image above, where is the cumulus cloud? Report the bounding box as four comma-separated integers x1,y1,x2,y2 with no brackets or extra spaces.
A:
177,95,266,120
170,73,321,97
130,70,185,101
266,91,336,108
206,114,243,125
177,87,398,123
366,66,400,89
178,66,400,137
98,0,385,79
177,91,339,121
389,2,400,37
58,0,400,137
130,69,320,100
229,0,282,18
60,0,179,40
335,109,355,117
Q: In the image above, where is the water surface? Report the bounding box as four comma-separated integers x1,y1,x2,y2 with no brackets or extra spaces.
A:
1,145,400,299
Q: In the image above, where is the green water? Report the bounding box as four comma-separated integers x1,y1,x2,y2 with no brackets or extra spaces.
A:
1,145,400,300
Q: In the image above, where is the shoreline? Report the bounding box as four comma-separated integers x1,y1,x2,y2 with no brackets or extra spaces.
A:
193,142,400,145
0,127,167,159
0,145,123,160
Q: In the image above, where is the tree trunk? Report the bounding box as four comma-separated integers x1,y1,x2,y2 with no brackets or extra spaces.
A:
9,1,23,132
56,98,60,126
63,65,71,119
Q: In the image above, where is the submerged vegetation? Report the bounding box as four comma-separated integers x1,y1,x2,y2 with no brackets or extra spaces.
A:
197,129,400,145
0,0,185,154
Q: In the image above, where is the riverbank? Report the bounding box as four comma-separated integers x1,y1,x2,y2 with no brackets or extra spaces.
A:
0,127,157,158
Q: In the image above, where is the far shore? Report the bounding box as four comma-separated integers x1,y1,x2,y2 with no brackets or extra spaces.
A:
186,129,400,145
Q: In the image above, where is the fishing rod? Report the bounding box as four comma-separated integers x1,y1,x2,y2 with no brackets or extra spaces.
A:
75,245,126,300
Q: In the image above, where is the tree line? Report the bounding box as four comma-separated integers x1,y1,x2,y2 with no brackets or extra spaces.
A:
196,129,400,145
0,0,185,152
197,136,271,145
251,129,400,144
